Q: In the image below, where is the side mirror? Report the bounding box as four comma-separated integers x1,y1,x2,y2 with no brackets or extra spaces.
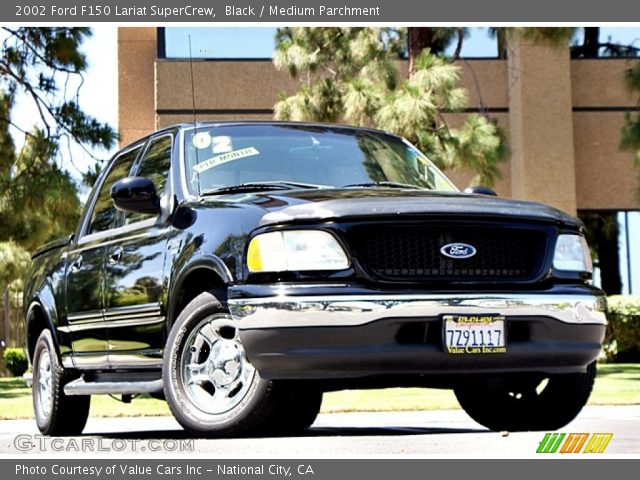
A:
110,177,160,214
464,185,498,197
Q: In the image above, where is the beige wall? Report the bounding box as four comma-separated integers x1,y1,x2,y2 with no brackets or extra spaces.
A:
571,59,639,210
507,40,578,214
571,59,638,107
574,112,638,209
154,59,510,114
118,28,157,147
156,61,301,112
117,27,640,212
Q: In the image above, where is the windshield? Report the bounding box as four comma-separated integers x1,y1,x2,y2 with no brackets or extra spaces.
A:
183,124,457,194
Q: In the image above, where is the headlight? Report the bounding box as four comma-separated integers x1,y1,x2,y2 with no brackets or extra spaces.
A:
553,234,593,273
247,230,349,273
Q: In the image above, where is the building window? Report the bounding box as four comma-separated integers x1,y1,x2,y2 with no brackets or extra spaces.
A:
158,27,640,61
161,27,278,59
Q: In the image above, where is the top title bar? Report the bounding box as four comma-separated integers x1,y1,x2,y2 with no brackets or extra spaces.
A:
2,0,640,22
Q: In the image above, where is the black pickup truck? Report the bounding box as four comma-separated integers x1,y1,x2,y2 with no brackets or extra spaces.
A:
23,122,606,436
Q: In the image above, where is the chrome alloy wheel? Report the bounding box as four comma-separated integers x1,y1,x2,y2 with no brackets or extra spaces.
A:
36,347,53,419
180,314,256,415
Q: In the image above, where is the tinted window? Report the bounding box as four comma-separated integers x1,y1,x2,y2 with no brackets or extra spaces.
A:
87,147,140,234
126,135,173,224
183,125,456,194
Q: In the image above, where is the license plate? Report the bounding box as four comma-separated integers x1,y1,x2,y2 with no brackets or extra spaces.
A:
443,314,507,354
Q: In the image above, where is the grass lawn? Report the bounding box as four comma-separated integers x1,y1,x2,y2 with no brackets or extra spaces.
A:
1,363,638,420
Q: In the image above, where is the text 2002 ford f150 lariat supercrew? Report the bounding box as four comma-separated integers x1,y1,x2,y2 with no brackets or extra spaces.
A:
23,122,606,436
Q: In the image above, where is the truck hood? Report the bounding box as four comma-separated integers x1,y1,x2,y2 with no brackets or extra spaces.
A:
206,188,581,228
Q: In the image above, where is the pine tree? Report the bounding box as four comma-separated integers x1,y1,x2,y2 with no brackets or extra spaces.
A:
274,27,507,186
490,27,576,58
407,27,464,72
0,28,116,150
0,242,31,292
0,28,116,254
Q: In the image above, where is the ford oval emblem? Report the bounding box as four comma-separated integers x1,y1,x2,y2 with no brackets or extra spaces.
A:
440,243,477,259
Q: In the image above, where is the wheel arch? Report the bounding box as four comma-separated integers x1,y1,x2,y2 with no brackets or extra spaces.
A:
25,291,60,364
167,255,233,328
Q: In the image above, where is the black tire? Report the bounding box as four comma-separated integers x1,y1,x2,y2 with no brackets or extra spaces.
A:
288,389,323,431
163,290,309,437
266,387,323,435
454,362,596,432
32,329,91,436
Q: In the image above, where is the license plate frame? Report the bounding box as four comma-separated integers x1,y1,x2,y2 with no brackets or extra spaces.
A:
443,314,507,354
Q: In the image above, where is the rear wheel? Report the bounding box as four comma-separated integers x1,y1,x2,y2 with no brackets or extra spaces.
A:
32,329,91,436
288,389,323,431
267,387,323,434
454,363,596,432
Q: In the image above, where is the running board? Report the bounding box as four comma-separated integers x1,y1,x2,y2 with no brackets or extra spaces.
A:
64,377,163,396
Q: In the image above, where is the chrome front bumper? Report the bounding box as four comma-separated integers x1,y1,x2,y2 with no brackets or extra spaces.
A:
228,287,607,378
229,293,607,330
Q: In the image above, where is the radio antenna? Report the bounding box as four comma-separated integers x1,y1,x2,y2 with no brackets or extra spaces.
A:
188,34,197,125
188,35,201,196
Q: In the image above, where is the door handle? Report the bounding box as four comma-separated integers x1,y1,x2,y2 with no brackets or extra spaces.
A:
70,255,83,272
109,247,123,264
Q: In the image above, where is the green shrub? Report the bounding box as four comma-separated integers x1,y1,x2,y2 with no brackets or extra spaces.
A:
3,348,28,377
604,295,640,362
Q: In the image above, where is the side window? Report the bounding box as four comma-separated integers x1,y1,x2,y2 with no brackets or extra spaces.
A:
125,135,173,225
87,147,141,235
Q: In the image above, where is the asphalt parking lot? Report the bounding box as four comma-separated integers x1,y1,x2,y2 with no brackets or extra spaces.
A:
0,406,637,455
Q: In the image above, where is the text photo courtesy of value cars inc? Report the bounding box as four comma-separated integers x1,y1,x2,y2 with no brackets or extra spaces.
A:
0,0,639,477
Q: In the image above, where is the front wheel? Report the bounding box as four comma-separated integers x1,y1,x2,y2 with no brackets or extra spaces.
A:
454,363,596,432
32,330,91,436
164,290,313,436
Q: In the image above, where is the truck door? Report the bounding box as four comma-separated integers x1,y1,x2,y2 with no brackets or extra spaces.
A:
103,134,174,368
64,145,142,368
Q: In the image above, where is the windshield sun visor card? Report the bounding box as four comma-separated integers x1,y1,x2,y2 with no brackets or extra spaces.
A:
193,147,260,174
